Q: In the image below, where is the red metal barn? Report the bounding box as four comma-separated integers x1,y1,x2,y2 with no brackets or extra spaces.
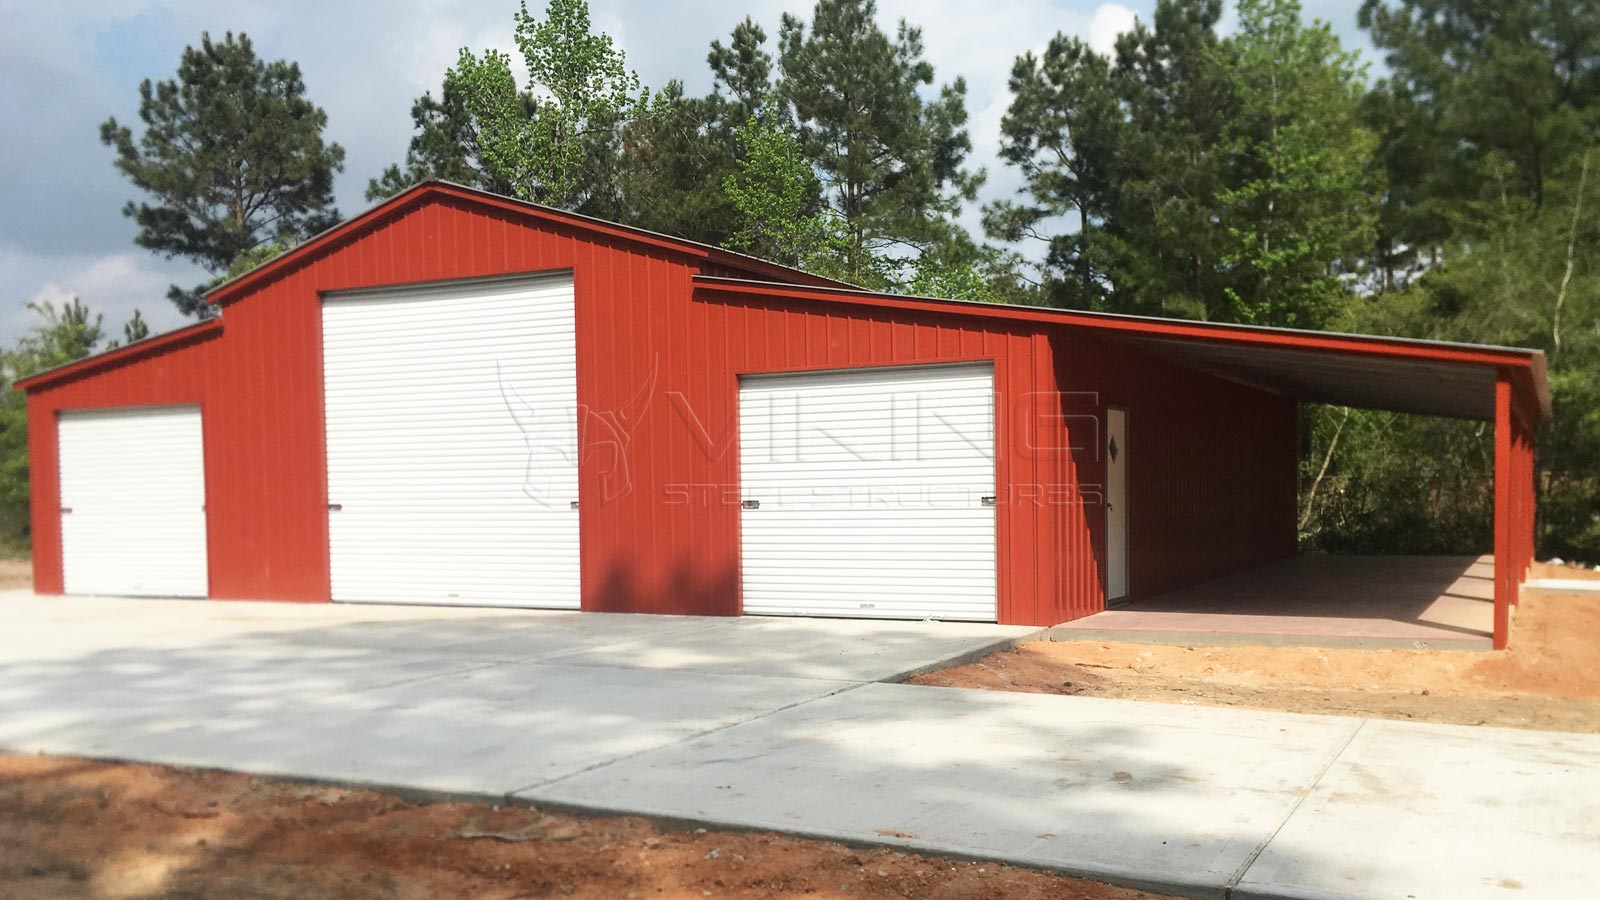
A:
16,183,1549,648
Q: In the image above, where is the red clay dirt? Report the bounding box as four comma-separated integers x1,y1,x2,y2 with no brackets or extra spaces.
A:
0,754,1171,900
914,575,1600,733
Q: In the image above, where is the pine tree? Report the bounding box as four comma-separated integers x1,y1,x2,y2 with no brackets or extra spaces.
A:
777,0,981,287
983,35,1122,309
100,32,344,316
1105,0,1239,319
367,72,533,201
1360,0,1600,285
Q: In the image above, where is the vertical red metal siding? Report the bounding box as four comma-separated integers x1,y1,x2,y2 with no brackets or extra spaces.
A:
591,287,1073,626
26,332,224,595
26,193,1299,626
1056,333,1299,605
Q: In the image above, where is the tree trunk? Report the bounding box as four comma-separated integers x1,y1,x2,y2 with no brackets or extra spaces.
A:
1299,406,1352,533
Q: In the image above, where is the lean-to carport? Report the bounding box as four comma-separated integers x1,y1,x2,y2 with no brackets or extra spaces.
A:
1086,317,1549,650
696,277,1550,648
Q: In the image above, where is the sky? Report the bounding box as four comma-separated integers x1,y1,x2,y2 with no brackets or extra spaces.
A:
0,0,1380,346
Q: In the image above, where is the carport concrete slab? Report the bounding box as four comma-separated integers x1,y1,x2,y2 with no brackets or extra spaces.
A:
1234,719,1600,900
548,615,1045,681
523,683,1362,899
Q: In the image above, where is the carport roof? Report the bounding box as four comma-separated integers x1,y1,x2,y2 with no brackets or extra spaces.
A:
693,276,1552,424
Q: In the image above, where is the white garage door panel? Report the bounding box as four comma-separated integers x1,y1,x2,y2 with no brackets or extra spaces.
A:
59,406,208,597
322,276,580,608
739,364,997,621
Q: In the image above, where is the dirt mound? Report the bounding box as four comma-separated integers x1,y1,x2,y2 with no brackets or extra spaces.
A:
913,584,1600,733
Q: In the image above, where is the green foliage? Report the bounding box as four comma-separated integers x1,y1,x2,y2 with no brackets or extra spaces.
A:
225,242,289,278
1217,0,1379,328
979,0,1600,557
1299,406,1493,554
1314,0,1600,562
448,0,652,212
905,238,1036,305
723,115,842,270
614,81,737,245
983,34,1121,309
367,0,1600,558
613,19,782,243
371,1,999,294
120,310,151,346
1359,0,1600,288
0,299,111,549
367,70,533,201
709,17,776,118
1104,0,1240,320
777,0,982,288
10,299,104,368
101,32,344,317
989,0,1375,325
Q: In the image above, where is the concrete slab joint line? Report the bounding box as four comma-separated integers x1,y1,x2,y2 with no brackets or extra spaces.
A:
502,680,873,797
1222,719,1367,899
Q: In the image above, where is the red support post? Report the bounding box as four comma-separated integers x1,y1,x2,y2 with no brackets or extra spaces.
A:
1523,419,1536,581
1512,421,1522,601
1493,373,1513,650
1516,422,1528,587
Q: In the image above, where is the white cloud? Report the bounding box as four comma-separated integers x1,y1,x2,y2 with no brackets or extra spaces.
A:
1089,3,1138,56
2,248,194,345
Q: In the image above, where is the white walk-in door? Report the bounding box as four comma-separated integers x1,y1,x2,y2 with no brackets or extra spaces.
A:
739,364,997,621
1105,408,1129,602
322,275,581,607
58,406,209,597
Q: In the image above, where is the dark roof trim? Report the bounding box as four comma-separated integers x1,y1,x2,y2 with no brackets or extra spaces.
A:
693,275,1553,421
205,181,851,306
13,318,223,393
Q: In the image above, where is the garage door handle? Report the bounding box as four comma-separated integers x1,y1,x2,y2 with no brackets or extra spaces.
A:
328,503,342,511
980,496,997,507
742,500,759,510
59,507,72,514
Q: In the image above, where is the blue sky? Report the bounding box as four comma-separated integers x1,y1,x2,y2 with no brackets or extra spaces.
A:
0,0,1379,345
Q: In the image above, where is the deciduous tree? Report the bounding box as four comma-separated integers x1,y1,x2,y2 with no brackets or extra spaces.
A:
449,0,652,212
1217,0,1378,328
0,299,112,548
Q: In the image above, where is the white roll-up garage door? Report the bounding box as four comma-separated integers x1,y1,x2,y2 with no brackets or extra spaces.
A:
58,406,209,597
738,363,997,621
322,275,581,607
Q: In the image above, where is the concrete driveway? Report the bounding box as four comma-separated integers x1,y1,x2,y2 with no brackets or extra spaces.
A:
3,592,1597,900
0,592,1041,795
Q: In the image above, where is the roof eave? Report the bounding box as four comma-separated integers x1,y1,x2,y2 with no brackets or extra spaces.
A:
12,318,224,393
692,274,1554,422
205,181,852,307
